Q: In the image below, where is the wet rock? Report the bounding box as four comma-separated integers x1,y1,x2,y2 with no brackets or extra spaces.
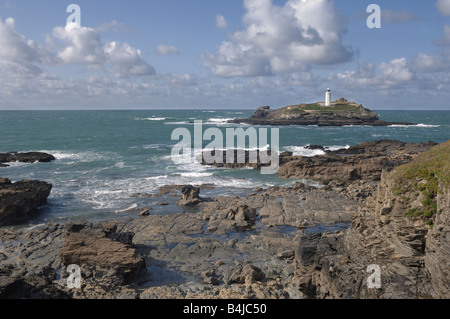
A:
0,179,52,226
278,140,437,186
0,152,55,167
59,223,145,285
176,185,202,206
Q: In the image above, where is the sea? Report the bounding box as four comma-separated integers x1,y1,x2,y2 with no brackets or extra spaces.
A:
0,110,449,228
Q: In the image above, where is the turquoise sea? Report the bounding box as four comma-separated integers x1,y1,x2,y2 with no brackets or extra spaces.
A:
0,110,449,227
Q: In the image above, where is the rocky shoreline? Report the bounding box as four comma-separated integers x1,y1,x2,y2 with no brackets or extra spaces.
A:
230,105,416,127
1,140,449,299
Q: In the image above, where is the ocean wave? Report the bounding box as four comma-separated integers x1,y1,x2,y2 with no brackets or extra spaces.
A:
47,151,108,162
284,144,350,157
165,121,193,125
135,117,168,121
389,123,441,128
205,118,235,125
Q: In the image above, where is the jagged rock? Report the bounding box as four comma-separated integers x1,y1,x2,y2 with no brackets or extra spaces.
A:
230,104,416,127
59,223,145,285
0,179,52,226
229,264,265,284
176,185,202,206
293,141,450,299
0,152,55,167
278,140,438,186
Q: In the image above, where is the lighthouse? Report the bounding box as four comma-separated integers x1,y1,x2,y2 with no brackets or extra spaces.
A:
325,88,331,107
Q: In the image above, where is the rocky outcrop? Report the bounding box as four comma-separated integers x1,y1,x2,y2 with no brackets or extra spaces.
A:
176,185,202,206
0,178,52,226
278,140,438,186
0,222,146,299
60,223,146,290
0,152,55,167
293,141,450,299
231,105,416,126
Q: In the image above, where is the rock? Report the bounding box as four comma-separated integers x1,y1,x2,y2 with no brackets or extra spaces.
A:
176,185,202,206
277,140,438,186
201,270,220,285
138,208,151,216
230,104,416,127
293,141,450,299
0,152,55,166
305,145,325,151
277,250,295,260
59,223,145,285
229,264,265,284
0,179,52,226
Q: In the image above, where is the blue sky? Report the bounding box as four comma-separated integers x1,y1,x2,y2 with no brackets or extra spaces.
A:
1,0,450,110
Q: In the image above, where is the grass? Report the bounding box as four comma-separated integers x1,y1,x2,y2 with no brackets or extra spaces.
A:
296,103,360,112
392,140,450,227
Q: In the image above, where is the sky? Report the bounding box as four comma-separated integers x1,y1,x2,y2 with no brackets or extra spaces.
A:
1,0,450,110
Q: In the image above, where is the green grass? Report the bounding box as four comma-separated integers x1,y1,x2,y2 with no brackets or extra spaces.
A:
392,141,450,227
297,103,359,112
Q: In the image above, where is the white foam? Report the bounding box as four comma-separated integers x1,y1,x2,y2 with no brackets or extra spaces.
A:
284,144,350,157
285,146,325,157
205,118,235,125
179,172,214,178
389,123,441,128
135,117,167,121
325,145,350,152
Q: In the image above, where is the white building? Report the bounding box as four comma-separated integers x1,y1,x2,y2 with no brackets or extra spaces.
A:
325,88,331,107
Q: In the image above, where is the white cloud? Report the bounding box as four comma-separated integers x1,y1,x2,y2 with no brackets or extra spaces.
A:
413,53,447,72
436,0,450,16
156,44,179,56
435,25,450,46
52,23,106,65
203,0,353,78
216,15,228,29
334,58,414,89
105,41,156,77
0,17,45,78
51,22,155,77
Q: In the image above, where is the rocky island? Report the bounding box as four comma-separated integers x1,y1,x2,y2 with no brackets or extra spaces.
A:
230,98,416,126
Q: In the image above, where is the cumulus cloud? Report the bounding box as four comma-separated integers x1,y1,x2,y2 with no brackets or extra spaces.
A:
413,53,447,72
203,0,353,77
50,22,155,77
0,17,46,78
334,58,415,89
105,41,156,77
436,0,450,16
156,44,180,56
52,23,106,65
216,15,228,29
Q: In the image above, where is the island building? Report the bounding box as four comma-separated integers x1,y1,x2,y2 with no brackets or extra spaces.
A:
325,88,331,107
318,88,333,107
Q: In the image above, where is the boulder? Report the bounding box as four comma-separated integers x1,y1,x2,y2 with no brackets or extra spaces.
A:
0,152,55,167
229,264,265,284
59,223,145,285
0,179,52,226
177,185,202,206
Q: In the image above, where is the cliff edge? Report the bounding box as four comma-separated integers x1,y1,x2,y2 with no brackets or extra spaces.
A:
294,140,450,298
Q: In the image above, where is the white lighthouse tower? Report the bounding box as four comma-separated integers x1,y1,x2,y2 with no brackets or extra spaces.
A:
325,88,331,107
